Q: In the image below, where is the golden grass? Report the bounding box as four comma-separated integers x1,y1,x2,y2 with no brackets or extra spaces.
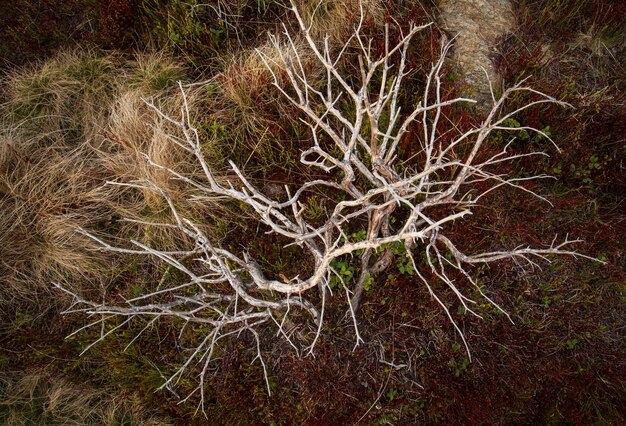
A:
216,41,300,139
2,50,118,146
129,51,187,92
293,0,384,43
204,37,324,175
0,49,226,313
0,372,172,425
207,1,383,168
102,87,228,250
0,144,109,282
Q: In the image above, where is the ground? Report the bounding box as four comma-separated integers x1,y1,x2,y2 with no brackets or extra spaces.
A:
0,0,624,424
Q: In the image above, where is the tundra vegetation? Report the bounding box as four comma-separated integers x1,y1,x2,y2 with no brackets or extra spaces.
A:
0,0,624,424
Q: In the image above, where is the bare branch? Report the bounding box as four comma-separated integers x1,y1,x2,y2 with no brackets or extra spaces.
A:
57,1,600,413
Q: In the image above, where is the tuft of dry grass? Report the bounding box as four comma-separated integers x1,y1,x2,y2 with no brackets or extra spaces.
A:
102,87,229,250
215,40,312,140
218,47,277,138
293,0,384,43
129,51,187,92
210,0,384,155
0,142,112,284
202,36,328,176
0,49,227,319
0,372,172,425
1,50,119,147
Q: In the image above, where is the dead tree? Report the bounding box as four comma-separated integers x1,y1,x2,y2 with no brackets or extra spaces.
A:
57,1,598,414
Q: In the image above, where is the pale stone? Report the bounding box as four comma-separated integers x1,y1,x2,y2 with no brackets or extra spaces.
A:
439,0,515,112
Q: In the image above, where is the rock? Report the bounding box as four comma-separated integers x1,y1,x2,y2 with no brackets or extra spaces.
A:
439,0,515,112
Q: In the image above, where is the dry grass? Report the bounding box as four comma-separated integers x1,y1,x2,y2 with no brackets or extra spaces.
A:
0,372,171,425
215,39,316,141
0,140,112,285
217,46,279,138
0,49,225,317
2,50,118,146
128,51,187,92
293,0,384,43
202,33,332,177
102,87,228,250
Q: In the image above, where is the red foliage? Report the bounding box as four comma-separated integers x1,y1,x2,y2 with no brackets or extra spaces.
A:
98,0,138,48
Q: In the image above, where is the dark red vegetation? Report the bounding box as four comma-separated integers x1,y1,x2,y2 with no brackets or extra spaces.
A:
0,0,142,68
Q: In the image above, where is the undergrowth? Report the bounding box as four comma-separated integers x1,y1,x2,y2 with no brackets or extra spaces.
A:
0,0,623,424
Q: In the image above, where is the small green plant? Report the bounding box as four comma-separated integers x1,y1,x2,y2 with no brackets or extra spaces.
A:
363,273,374,292
329,259,354,289
566,338,579,350
568,153,609,192
350,229,367,242
390,241,414,276
499,117,552,144
454,358,471,377
386,387,398,401
328,229,374,290
303,197,325,220
449,343,471,377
